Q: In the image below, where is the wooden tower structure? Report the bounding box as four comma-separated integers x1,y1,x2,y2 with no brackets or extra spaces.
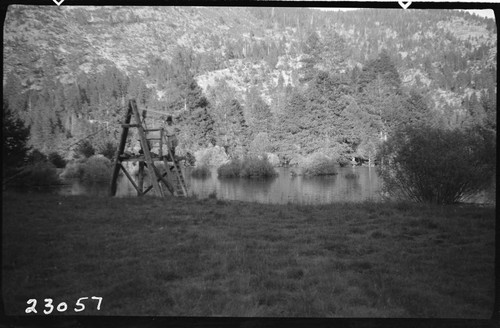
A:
109,99,188,197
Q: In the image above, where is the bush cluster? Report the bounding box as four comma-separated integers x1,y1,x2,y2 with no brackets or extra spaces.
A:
75,140,95,159
377,125,496,204
48,152,67,168
15,162,61,186
60,161,85,180
98,141,117,160
81,155,113,182
60,155,113,183
194,146,229,167
291,153,338,176
217,156,277,178
191,165,211,179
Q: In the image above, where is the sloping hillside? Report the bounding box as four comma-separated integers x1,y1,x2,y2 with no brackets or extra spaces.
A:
3,6,496,162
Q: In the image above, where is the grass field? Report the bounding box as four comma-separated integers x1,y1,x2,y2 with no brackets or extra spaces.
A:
2,191,495,317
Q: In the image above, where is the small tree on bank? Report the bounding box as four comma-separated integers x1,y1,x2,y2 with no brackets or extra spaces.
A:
377,125,496,204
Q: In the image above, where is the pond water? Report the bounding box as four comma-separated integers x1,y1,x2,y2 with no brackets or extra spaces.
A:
57,166,496,205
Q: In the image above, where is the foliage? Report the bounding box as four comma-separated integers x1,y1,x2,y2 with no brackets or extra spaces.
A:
217,156,277,178
48,152,67,168
3,102,31,175
216,159,241,178
246,87,272,133
75,140,96,159
60,161,85,180
81,155,113,182
191,165,211,179
356,139,379,164
358,49,402,94
219,99,249,157
15,162,61,186
3,7,496,170
248,132,273,157
27,149,48,164
291,152,338,176
377,125,496,204
265,153,280,166
98,141,117,160
194,145,229,167
239,156,278,178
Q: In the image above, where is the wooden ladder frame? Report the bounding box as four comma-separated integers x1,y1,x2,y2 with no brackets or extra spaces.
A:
109,99,186,197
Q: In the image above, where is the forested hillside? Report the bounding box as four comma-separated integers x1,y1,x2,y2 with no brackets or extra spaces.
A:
3,6,497,165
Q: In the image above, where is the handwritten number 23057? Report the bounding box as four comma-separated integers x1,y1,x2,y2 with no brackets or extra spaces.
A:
25,297,102,314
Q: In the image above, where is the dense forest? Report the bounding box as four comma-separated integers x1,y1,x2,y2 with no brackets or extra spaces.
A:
3,6,497,166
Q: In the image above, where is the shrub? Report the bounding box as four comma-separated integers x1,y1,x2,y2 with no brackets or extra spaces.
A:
217,159,242,178
48,152,67,168
191,165,211,179
292,153,338,176
98,141,117,160
60,161,85,180
75,140,95,159
27,149,48,164
16,162,61,186
266,153,279,166
217,156,277,178
3,103,30,172
81,155,113,182
194,145,229,167
240,156,277,178
377,125,496,204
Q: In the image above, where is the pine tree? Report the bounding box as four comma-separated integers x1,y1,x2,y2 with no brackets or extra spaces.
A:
222,99,249,157
3,101,31,175
401,89,433,127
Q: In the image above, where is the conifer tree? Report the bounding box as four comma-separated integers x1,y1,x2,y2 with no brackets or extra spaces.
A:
3,101,31,175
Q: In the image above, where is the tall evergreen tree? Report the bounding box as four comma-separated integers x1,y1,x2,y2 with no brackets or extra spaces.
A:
3,101,31,175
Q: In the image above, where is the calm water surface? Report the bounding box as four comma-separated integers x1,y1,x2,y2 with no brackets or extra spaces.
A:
58,166,372,204
58,166,495,205
186,167,381,204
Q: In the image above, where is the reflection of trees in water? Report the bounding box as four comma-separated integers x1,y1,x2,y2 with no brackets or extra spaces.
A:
184,167,215,198
296,174,338,204
343,173,362,199
218,176,277,202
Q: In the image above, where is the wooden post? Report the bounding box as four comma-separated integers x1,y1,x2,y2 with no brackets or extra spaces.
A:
110,101,133,196
137,161,145,196
159,128,164,158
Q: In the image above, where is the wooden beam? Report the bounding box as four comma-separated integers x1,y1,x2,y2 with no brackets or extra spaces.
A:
137,161,145,196
120,163,143,196
131,99,164,197
110,101,133,196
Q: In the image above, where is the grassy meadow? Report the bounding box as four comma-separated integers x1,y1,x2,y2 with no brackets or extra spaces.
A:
2,191,495,317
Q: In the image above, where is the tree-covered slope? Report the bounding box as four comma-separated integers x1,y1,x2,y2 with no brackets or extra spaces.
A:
2,6,496,164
